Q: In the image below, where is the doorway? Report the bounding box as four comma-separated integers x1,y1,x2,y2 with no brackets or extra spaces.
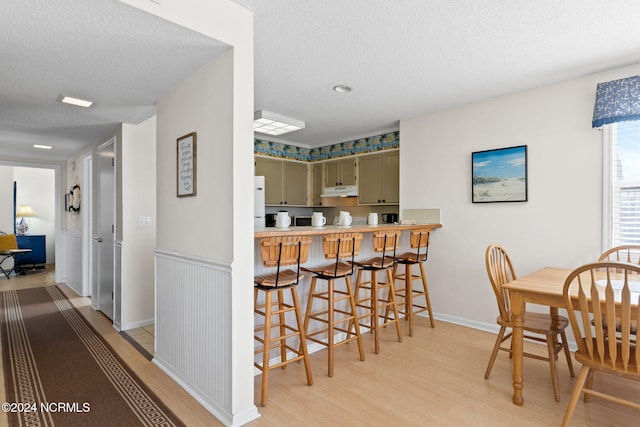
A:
94,138,115,320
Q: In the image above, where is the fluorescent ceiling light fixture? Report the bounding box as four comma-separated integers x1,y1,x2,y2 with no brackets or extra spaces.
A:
59,95,93,108
33,144,52,150
254,110,305,136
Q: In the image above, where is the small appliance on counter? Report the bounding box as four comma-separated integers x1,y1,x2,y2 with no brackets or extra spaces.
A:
293,216,312,227
381,213,398,224
265,213,277,227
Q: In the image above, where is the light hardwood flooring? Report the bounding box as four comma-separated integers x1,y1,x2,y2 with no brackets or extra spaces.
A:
125,324,155,356
1,270,639,426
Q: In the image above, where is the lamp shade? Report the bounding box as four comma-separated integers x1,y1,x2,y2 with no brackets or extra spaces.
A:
16,205,37,218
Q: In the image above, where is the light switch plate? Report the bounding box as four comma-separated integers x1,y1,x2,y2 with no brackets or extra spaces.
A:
137,216,151,228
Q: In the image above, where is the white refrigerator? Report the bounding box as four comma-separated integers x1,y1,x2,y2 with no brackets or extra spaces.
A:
254,176,266,228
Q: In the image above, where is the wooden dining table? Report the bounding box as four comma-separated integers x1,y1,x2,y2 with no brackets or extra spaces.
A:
502,267,573,406
503,265,640,406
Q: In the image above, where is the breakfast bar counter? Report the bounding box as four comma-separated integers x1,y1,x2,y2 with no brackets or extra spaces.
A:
253,221,442,369
254,223,442,238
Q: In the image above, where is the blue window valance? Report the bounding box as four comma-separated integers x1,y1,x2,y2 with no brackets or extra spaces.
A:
592,75,640,128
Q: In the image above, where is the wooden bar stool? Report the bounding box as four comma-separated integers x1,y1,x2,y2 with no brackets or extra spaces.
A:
302,233,365,377
391,230,434,336
351,230,403,354
254,236,313,406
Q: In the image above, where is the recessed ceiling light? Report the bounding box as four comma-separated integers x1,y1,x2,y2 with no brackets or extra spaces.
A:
332,84,352,93
254,110,305,136
59,95,93,108
33,144,52,150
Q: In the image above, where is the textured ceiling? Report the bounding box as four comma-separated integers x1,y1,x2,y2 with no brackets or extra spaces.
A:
4,1,640,161
233,0,640,147
0,0,228,161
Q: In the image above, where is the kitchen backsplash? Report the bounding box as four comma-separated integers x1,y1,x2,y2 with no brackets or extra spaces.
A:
254,131,399,162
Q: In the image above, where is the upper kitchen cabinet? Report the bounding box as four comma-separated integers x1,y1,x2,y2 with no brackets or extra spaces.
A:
255,157,308,206
311,163,323,206
358,150,399,205
324,158,357,187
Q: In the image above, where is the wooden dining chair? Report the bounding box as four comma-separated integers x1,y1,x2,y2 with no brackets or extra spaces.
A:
598,245,640,265
484,244,574,402
597,245,640,335
561,261,640,427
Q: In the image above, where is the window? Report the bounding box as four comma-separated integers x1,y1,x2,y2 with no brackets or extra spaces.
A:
603,121,640,247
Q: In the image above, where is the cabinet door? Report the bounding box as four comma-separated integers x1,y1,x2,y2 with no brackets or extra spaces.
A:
339,159,357,186
382,151,399,204
358,154,382,204
312,163,323,206
16,234,46,265
255,157,283,205
325,159,357,186
282,161,308,205
325,160,341,186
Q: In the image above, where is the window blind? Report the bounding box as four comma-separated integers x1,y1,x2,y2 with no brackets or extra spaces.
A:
609,121,640,245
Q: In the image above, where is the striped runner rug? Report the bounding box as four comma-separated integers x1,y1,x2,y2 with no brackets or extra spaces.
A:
0,286,185,427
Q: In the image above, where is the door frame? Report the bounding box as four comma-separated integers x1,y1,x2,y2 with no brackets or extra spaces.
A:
82,153,93,297
93,137,116,319
0,159,62,282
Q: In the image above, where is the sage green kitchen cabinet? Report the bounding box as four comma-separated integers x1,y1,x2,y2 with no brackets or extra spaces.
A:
255,157,308,206
358,151,399,205
312,163,324,206
324,158,357,187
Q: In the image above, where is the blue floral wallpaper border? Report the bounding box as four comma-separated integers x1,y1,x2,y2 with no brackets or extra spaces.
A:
254,131,399,162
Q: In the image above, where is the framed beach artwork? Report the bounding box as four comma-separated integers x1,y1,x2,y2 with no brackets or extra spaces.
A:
472,145,528,203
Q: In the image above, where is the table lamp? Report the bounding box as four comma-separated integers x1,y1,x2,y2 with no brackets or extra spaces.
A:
16,205,37,235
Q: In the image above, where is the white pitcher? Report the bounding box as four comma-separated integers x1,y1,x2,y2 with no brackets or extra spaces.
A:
275,211,291,228
312,212,326,227
338,211,352,226
368,212,378,225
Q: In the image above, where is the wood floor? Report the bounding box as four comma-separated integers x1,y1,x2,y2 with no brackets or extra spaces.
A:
1,269,639,426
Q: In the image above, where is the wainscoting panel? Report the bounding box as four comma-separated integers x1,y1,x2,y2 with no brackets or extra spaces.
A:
154,249,235,425
113,240,122,331
64,231,83,296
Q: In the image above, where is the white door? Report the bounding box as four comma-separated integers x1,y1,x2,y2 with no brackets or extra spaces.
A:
96,139,115,320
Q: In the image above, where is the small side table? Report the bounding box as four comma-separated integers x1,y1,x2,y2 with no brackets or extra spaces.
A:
0,249,33,279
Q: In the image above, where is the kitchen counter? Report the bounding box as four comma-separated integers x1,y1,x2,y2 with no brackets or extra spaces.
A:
254,223,442,238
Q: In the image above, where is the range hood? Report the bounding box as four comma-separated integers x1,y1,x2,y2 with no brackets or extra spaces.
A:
321,185,358,198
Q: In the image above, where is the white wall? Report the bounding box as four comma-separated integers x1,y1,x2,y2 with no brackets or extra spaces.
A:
14,167,56,263
0,166,14,233
121,116,156,328
133,0,256,424
400,63,640,328
156,55,234,258
0,166,58,263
